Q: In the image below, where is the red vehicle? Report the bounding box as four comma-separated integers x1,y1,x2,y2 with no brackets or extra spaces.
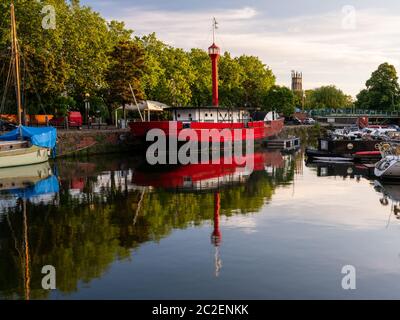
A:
50,111,82,128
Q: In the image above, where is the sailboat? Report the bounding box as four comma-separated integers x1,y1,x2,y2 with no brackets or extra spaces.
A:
0,3,56,168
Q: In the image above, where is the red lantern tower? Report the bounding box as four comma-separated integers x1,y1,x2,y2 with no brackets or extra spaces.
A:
211,192,222,277
208,18,220,107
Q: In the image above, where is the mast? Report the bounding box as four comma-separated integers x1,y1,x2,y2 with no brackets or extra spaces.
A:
22,199,31,300
10,3,23,127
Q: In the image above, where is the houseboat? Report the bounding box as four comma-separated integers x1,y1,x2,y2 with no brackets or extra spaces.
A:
129,107,284,143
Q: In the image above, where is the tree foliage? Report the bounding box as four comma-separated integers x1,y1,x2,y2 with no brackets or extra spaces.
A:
104,40,145,114
263,85,295,116
305,85,351,110
355,63,400,110
0,0,277,120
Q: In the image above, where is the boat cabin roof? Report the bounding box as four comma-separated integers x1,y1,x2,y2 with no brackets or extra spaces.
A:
167,106,246,111
0,140,27,146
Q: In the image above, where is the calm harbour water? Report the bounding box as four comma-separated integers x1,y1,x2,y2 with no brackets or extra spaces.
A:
1,150,400,300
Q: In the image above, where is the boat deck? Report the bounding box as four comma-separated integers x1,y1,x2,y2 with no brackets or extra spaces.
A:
0,140,29,151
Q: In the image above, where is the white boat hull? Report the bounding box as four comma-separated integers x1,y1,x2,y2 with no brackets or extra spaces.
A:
375,155,400,178
0,162,52,191
0,145,49,168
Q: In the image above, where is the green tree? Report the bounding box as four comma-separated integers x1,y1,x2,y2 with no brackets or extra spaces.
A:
355,62,400,110
263,85,295,117
104,40,145,116
218,52,243,107
188,48,212,106
305,85,349,110
0,0,116,116
236,55,275,108
139,34,195,107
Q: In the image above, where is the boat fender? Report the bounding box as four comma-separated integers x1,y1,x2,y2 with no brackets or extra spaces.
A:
379,198,389,206
380,198,389,206
347,143,354,150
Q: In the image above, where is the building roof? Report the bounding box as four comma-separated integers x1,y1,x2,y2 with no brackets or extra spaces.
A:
168,106,244,111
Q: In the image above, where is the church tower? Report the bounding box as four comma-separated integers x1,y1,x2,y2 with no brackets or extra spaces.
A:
291,70,303,92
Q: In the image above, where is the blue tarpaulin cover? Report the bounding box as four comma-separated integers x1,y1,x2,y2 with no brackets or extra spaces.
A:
0,126,57,149
9,175,59,199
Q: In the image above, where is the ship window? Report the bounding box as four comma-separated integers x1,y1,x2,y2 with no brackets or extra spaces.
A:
189,113,192,117
205,113,208,117
177,114,181,118
210,114,213,117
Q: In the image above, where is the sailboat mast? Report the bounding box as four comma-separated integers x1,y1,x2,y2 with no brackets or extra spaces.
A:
10,3,23,126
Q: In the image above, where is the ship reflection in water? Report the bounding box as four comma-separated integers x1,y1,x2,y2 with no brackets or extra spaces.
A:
132,151,291,279
0,150,295,299
374,181,400,224
4,151,400,299
306,160,400,224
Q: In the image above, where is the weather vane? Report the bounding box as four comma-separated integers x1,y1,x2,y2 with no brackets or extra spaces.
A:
212,17,218,43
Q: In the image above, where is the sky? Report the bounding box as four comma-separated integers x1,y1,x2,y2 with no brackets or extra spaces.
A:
81,0,400,97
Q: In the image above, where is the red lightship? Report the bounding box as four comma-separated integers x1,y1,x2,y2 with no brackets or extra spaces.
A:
129,20,284,144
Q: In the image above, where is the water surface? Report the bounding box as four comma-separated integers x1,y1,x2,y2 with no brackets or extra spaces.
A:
1,152,400,299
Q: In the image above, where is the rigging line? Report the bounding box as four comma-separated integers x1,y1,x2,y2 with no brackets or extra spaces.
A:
32,203,52,262
6,211,23,262
1,56,15,114
0,59,7,78
17,44,47,115
133,188,146,226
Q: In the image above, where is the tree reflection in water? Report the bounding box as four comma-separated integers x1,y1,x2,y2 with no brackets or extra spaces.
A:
0,151,299,299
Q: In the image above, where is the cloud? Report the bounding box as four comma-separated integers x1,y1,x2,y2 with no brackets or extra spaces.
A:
104,5,400,96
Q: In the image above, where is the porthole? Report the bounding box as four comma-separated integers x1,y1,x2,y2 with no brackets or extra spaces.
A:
205,113,208,117
347,143,354,150
177,114,181,117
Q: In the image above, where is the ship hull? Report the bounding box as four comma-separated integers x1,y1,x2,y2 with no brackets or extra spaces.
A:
0,145,49,168
129,119,284,143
